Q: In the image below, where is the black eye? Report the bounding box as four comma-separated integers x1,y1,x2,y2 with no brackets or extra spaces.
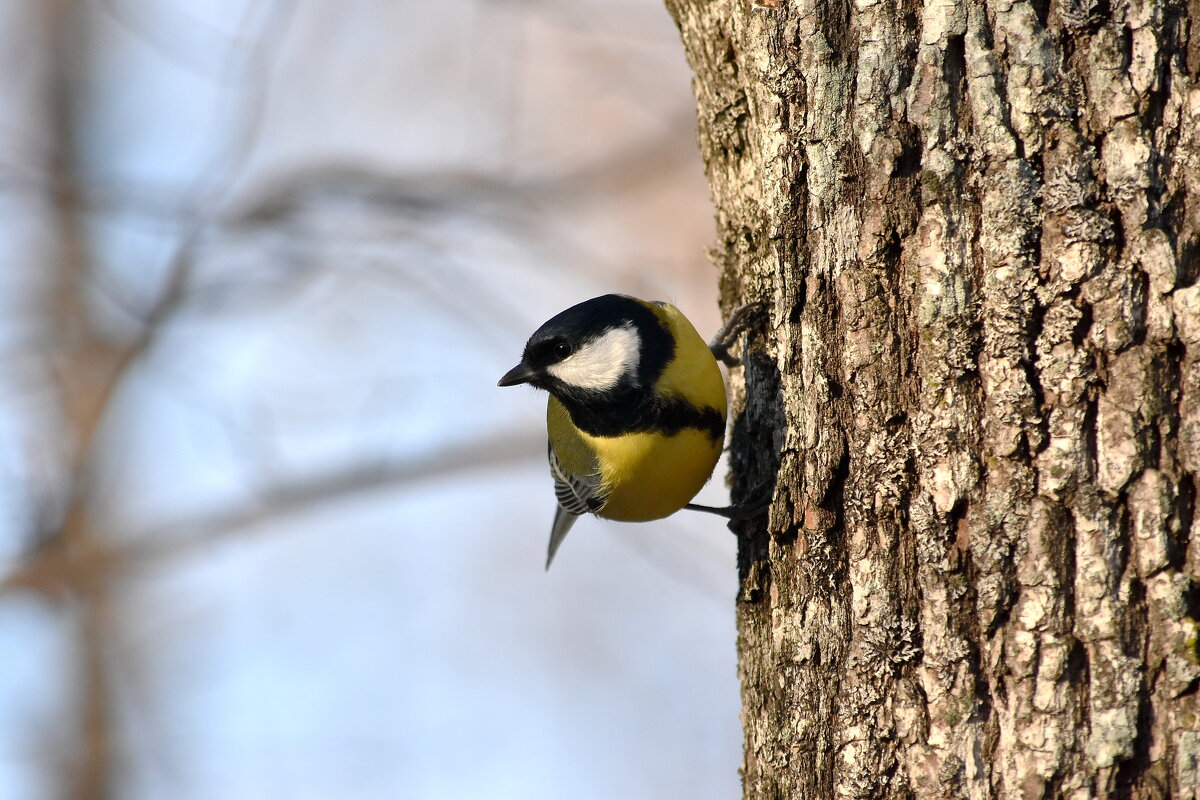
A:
554,342,573,359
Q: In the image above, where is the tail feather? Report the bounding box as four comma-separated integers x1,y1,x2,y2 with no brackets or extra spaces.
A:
546,506,581,570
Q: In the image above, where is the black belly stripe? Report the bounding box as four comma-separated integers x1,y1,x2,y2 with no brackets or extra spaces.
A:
562,393,725,441
655,397,726,441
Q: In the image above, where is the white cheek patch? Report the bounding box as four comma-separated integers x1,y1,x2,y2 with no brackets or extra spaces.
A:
546,324,641,391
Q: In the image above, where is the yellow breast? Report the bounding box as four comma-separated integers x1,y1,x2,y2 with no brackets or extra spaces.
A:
590,427,724,521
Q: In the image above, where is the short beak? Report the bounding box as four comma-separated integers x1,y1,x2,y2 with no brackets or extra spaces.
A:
498,362,536,387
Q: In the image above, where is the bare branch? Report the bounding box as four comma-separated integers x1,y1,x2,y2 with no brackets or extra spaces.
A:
2,428,541,594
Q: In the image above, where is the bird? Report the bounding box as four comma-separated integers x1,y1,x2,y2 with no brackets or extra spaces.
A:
498,294,755,568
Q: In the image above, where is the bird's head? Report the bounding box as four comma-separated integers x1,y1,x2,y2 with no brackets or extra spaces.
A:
498,294,672,405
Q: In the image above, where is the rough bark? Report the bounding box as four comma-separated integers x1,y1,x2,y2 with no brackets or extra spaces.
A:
664,0,1200,798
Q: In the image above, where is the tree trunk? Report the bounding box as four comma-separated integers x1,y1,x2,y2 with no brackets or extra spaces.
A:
664,1,1200,797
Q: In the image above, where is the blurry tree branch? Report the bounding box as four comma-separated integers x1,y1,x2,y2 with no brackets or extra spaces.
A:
26,2,291,797
4,429,540,593
133,430,540,564
40,0,122,795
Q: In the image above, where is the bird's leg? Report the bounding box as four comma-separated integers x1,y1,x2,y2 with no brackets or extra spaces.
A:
709,301,766,366
685,478,774,521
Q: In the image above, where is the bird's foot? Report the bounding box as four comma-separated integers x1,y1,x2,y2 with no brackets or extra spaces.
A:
685,479,774,522
709,301,766,367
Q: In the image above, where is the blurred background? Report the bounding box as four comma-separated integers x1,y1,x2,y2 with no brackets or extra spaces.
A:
0,1,739,798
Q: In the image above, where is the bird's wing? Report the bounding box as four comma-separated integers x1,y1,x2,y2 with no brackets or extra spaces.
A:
545,443,607,568
549,443,602,515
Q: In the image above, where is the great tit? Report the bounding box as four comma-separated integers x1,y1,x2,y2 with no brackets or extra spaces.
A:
498,294,732,568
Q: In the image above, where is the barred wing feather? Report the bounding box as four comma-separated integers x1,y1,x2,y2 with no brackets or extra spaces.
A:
545,444,606,568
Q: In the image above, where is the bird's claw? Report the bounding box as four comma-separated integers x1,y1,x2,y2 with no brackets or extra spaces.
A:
709,301,767,367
